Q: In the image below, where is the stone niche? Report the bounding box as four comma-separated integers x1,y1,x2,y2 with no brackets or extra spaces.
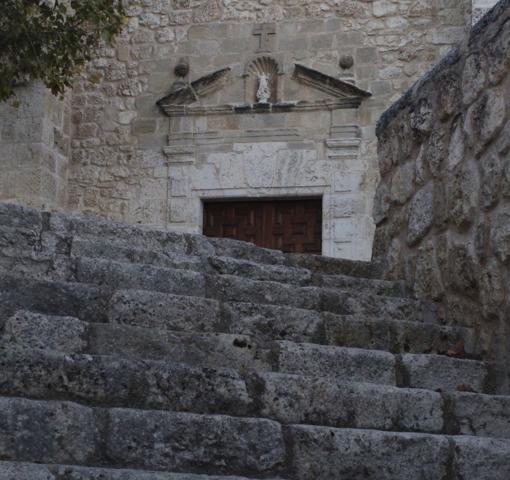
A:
156,32,372,260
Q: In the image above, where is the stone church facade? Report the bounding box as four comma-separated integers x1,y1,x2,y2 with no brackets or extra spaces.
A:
0,0,499,260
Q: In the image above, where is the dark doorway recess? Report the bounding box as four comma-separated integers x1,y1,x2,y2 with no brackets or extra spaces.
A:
203,198,322,254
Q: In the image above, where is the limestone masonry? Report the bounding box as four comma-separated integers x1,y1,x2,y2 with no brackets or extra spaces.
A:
0,199,509,478
0,2,509,477
374,0,510,391
1,0,499,260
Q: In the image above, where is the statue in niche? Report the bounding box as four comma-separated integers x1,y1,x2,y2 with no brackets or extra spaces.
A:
257,74,271,104
245,56,279,104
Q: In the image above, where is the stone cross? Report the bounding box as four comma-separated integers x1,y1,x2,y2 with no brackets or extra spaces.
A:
253,23,276,52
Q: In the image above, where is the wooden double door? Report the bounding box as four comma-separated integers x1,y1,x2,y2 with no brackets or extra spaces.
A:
203,198,322,254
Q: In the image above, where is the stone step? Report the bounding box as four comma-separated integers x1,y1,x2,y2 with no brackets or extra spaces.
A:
286,425,510,480
0,258,431,322
70,237,407,297
2,394,507,480
70,257,434,320
0,221,408,299
2,346,509,439
109,291,474,355
48,207,289,266
0,202,386,278
287,252,383,278
0,396,286,476
0,462,287,480
2,311,491,392
322,312,476,355
0,270,467,355
0,345,254,417
0,275,113,326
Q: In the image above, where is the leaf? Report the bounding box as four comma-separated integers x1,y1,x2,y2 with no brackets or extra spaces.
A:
0,0,125,102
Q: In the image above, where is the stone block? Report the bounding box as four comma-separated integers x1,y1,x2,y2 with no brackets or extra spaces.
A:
0,346,252,418
390,162,415,205
410,98,433,137
108,289,221,332
286,426,450,479
425,128,447,177
223,302,323,343
257,372,443,432
480,150,502,208
0,462,281,480
356,47,378,63
480,258,506,318
74,257,206,297
454,436,510,480
106,409,285,475
0,274,113,323
462,52,488,105
451,392,510,438
491,203,510,264
446,161,479,228
402,354,489,392
206,275,321,311
0,397,99,465
447,118,465,171
414,239,445,300
2,311,88,353
373,1,398,17
273,341,397,385
446,239,479,295
407,182,435,245
486,16,510,85
464,87,506,148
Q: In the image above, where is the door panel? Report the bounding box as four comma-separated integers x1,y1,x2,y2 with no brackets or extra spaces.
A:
203,199,322,254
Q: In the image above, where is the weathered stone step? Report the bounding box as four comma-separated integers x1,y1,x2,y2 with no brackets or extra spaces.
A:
207,273,434,320
0,462,287,480
0,228,408,306
109,291,473,355
0,396,285,476
0,270,468,355
0,345,254,417
258,372,510,438
2,276,438,359
69,237,407,297
2,346,509,439
71,256,433,320
287,252,383,278
0,202,385,278
0,275,113,326
0,265,433,327
2,311,491,392
286,425,510,480
322,312,476,355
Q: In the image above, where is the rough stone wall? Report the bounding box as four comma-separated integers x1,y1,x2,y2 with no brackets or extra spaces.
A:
66,0,472,260
0,84,71,210
374,0,510,386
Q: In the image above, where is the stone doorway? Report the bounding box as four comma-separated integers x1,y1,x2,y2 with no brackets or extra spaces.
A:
203,198,322,254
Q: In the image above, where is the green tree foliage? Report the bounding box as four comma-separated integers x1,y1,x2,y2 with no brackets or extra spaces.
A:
0,0,125,101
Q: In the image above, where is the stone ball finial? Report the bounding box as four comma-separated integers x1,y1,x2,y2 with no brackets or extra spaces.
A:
174,60,190,78
339,54,354,70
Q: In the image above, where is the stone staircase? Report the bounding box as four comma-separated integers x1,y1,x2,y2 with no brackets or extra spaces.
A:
0,202,509,479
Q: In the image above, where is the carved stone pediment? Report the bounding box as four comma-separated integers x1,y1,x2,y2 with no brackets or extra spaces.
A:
157,61,371,117
292,64,372,99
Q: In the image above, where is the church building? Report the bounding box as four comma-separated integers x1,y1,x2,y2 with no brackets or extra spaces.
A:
0,0,499,260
